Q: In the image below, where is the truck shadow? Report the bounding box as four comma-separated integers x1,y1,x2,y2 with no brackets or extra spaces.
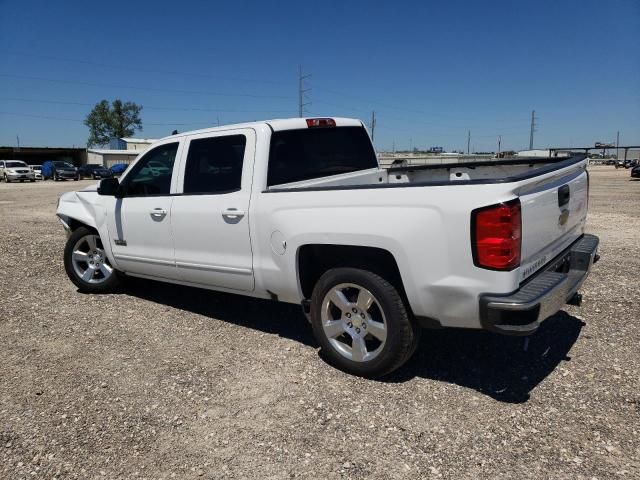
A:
122,279,584,404
123,278,316,347
386,311,585,403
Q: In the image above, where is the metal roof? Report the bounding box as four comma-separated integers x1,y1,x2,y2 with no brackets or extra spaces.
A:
87,149,141,155
119,138,157,143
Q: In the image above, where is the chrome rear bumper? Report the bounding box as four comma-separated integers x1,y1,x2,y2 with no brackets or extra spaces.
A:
479,234,600,336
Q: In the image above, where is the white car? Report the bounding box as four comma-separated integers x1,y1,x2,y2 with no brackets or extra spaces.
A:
56,117,599,377
0,160,36,182
29,165,43,180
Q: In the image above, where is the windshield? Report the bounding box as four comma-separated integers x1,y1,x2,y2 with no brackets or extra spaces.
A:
6,161,27,168
267,126,377,186
53,161,75,168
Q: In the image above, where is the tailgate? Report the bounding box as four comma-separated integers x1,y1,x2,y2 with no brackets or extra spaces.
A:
517,160,589,282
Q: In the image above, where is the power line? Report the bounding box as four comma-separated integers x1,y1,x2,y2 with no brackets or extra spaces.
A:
0,96,294,114
0,73,293,100
313,99,530,131
0,50,288,86
314,86,533,126
0,111,211,126
298,65,311,117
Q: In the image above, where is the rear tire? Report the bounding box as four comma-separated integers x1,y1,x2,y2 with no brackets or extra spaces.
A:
64,227,122,293
310,267,420,378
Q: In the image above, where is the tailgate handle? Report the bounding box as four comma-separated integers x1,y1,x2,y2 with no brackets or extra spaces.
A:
558,184,570,207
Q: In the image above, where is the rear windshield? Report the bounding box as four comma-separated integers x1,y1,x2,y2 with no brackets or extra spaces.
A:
267,126,377,186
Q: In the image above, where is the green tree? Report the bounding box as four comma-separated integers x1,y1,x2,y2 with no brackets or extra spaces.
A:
84,99,143,147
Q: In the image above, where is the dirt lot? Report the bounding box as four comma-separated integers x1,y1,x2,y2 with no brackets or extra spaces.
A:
0,168,638,479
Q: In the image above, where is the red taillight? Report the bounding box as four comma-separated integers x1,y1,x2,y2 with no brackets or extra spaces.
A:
472,199,521,271
306,118,336,128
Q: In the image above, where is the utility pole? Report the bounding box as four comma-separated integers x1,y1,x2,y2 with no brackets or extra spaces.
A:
298,65,311,117
467,130,471,155
392,140,395,153
497,135,502,157
409,137,413,152
369,111,376,142
616,130,620,161
16,135,20,151
529,110,536,150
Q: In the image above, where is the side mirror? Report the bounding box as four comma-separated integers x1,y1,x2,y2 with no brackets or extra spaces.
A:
98,177,122,197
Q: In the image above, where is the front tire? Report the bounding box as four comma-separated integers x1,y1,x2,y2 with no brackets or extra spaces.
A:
310,267,420,378
64,227,122,293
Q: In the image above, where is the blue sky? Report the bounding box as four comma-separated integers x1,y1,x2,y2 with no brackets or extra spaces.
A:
0,0,638,152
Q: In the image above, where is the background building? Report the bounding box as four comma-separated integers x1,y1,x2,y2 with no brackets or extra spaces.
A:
109,137,156,151
86,149,140,168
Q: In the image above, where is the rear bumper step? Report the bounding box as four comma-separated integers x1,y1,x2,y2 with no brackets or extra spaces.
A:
479,234,599,336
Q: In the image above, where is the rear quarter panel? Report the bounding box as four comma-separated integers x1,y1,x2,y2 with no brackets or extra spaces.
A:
251,183,520,329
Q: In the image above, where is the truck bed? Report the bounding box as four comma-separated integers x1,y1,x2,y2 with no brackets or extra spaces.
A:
266,155,586,191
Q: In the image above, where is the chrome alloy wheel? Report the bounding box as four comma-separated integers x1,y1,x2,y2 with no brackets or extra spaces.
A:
321,283,388,362
71,234,113,284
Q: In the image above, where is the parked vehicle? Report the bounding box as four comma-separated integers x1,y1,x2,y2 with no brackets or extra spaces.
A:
109,163,130,176
622,159,637,169
56,117,600,377
0,160,36,182
79,164,113,180
29,165,43,180
42,161,79,181
631,164,640,179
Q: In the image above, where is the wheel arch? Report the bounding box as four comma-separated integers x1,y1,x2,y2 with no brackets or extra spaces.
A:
297,244,410,312
57,213,98,234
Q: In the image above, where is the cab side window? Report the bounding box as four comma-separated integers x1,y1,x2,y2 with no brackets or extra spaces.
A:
183,135,246,194
122,143,178,196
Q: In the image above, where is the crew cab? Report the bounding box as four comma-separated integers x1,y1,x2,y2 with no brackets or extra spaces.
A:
56,117,599,377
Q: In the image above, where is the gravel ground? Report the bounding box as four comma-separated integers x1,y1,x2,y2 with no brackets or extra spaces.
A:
0,167,638,479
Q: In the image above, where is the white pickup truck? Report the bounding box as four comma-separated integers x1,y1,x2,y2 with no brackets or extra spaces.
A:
57,117,599,377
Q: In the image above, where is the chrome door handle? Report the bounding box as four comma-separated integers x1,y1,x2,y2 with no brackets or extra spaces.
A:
222,208,245,219
150,208,167,219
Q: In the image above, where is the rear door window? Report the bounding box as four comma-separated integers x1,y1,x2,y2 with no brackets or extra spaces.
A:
183,135,246,194
267,126,377,186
